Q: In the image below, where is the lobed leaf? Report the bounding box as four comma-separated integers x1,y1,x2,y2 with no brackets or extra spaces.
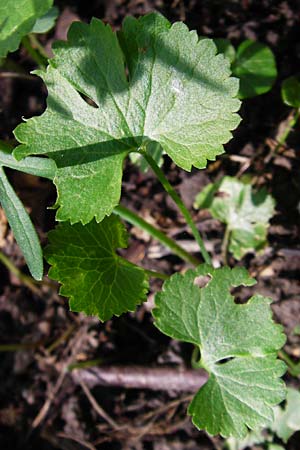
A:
14,13,240,224
44,215,149,321
153,265,286,438
194,176,275,259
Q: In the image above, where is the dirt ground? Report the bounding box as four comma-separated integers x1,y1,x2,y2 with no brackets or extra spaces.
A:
0,1,300,449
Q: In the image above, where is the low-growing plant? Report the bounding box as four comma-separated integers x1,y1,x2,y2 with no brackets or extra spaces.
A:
0,11,287,439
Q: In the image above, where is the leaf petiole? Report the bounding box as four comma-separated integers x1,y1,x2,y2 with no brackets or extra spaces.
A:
139,148,212,265
114,204,200,266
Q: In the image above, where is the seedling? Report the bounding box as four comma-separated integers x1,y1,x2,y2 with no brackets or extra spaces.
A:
0,12,287,439
214,38,277,98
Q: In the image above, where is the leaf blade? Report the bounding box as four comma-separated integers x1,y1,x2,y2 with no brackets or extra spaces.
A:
0,166,43,280
44,215,149,321
153,265,286,438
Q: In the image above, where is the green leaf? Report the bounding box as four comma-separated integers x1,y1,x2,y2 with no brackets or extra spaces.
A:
153,265,286,438
31,6,59,34
0,143,56,179
44,215,149,321
0,166,43,280
14,13,240,224
213,38,236,63
281,76,300,108
194,176,275,259
232,40,277,99
272,388,300,442
0,0,53,58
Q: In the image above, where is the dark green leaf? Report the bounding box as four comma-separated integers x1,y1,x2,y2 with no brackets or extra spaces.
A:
232,40,277,99
281,76,300,108
45,215,149,321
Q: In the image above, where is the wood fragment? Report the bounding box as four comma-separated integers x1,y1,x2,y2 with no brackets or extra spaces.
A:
72,366,208,392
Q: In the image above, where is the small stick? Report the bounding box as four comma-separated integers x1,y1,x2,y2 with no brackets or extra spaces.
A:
72,366,208,392
78,379,120,430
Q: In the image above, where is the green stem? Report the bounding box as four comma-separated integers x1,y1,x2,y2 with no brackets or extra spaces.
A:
221,226,231,266
28,34,49,60
144,269,170,280
114,204,200,266
275,108,300,152
140,149,211,265
21,35,47,68
278,350,300,377
0,250,41,294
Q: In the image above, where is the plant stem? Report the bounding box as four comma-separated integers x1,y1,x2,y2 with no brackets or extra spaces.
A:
221,226,230,266
21,35,47,68
278,350,300,377
0,250,41,294
275,108,300,152
114,204,200,266
139,149,211,265
144,269,169,280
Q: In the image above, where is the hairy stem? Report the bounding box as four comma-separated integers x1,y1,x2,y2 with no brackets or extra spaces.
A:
114,204,200,266
140,149,211,265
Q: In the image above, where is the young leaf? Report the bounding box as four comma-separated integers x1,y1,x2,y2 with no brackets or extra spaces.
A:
232,40,277,99
281,75,300,108
14,13,240,224
272,388,300,442
213,38,236,63
44,215,149,321
194,176,275,259
0,166,43,280
31,6,59,34
153,265,286,438
0,0,53,58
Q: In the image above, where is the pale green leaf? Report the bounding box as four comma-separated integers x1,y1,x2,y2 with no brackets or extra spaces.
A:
0,0,53,58
44,215,149,321
232,40,277,99
153,265,286,438
14,13,240,224
194,176,275,259
281,76,300,108
31,6,59,34
0,166,43,279
272,388,300,443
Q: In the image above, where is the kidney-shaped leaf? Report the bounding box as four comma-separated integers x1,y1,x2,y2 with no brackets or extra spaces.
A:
14,13,240,224
232,40,277,99
153,265,286,438
44,215,149,321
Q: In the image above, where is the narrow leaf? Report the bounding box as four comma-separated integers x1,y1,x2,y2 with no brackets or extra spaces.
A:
0,166,43,280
